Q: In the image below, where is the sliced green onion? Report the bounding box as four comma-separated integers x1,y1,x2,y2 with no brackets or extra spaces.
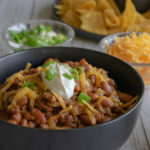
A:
23,35,49,47
33,24,45,34
70,68,79,80
63,73,73,80
42,61,57,68
75,66,84,74
45,26,52,32
22,82,35,90
77,92,91,104
45,65,57,81
8,24,68,51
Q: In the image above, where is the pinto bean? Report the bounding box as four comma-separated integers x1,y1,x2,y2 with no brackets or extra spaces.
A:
101,99,113,108
65,114,73,125
95,113,102,123
60,113,73,125
17,96,28,106
108,79,116,87
12,112,22,123
28,121,36,128
20,119,28,127
101,69,108,77
80,115,91,126
88,92,98,101
72,104,83,115
118,92,133,102
7,119,18,125
24,112,34,120
31,108,46,124
9,106,20,114
101,81,112,96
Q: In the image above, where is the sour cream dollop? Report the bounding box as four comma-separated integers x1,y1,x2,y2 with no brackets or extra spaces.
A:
41,63,76,100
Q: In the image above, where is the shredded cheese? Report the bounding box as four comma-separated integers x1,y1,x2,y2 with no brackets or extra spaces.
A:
107,33,150,63
52,91,66,109
0,72,24,109
48,105,72,129
82,100,98,114
25,63,32,71
84,107,96,125
8,87,37,109
80,72,87,93
106,32,150,85
121,96,138,108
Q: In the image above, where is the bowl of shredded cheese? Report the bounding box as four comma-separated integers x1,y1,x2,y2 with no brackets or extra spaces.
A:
99,32,150,87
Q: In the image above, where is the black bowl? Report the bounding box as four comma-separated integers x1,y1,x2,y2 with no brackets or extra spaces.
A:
0,47,144,150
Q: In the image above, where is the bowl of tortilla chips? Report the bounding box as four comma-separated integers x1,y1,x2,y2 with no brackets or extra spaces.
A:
52,0,150,40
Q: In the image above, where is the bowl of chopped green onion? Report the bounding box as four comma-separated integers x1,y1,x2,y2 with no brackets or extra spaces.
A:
3,20,75,51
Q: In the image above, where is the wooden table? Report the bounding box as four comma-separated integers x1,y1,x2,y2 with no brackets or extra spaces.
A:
0,0,150,149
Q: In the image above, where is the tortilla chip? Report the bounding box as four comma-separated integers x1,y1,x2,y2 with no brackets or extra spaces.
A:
61,10,81,28
76,1,96,14
121,0,136,30
107,0,120,15
103,9,120,27
135,12,146,24
97,0,112,11
80,11,107,34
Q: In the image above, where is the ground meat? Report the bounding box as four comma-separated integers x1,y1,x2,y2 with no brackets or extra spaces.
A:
11,78,20,89
0,82,7,89
43,92,57,103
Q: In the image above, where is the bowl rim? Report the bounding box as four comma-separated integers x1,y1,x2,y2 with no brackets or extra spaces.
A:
99,31,150,66
2,19,75,50
0,47,145,133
